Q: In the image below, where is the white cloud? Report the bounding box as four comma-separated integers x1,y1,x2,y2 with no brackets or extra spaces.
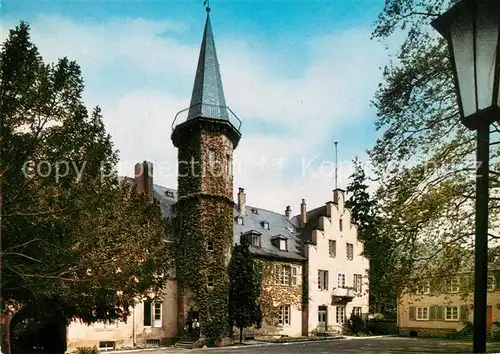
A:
4,14,389,213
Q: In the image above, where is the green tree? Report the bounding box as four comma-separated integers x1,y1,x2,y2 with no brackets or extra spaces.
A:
228,237,262,344
1,22,172,352
346,157,396,317
369,0,500,295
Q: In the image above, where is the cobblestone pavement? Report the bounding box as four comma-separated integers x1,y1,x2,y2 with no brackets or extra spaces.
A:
125,336,500,354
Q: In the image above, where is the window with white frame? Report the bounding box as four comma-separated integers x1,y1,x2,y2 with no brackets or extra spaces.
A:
252,235,260,247
488,276,495,291
337,273,346,288
329,239,336,258
445,278,460,293
206,240,214,252
353,274,362,293
153,302,162,327
416,281,430,294
346,243,354,260
416,307,429,321
352,307,362,317
444,307,459,321
291,266,298,286
336,306,346,324
279,238,287,251
281,266,291,285
318,270,329,290
278,305,290,325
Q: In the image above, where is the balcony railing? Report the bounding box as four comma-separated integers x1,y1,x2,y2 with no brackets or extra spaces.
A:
172,103,242,131
332,287,355,298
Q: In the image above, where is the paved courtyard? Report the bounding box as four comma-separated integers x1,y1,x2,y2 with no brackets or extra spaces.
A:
133,337,500,354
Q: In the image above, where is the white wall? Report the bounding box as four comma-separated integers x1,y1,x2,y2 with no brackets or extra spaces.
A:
306,190,370,334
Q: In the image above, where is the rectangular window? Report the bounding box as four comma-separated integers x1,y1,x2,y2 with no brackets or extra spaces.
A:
488,276,495,291
153,303,162,327
444,307,459,321
336,306,345,324
445,278,460,293
252,235,260,247
227,154,232,175
346,243,354,260
352,307,362,317
337,273,346,288
291,266,298,286
416,307,429,321
99,341,116,351
206,240,214,252
329,240,336,258
353,274,362,293
339,219,343,231
318,270,329,291
208,150,216,167
207,276,214,287
416,281,430,294
279,239,287,251
278,305,290,325
281,266,291,285
143,301,152,326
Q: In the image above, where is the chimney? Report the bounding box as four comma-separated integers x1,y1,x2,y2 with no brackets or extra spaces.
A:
300,199,307,228
333,189,344,215
285,205,291,219
134,161,153,202
237,187,246,215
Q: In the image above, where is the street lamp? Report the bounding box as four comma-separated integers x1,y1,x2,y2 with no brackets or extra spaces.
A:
432,0,500,353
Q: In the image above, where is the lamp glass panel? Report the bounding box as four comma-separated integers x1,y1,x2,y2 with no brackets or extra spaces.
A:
450,10,476,117
475,2,499,110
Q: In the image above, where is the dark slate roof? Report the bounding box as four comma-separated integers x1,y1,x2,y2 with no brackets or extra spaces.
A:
147,184,305,262
233,205,305,262
291,205,328,244
187,11,229,121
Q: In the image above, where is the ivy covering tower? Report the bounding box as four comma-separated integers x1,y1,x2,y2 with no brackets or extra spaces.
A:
171,7,242,341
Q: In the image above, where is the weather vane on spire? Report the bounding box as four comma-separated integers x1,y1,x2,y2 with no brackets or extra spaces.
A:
203,0,211,12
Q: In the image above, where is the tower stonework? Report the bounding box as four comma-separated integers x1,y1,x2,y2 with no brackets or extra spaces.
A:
171,9,241,341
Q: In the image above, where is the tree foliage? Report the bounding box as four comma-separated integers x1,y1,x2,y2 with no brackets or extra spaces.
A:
0,21,172,345
228,237,261,343
346,157,396,316
370,0,500,294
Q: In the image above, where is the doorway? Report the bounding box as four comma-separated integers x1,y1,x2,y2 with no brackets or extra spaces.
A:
318,306,328,332
487,306,493,329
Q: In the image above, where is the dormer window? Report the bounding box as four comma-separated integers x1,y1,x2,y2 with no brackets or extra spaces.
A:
252,235,261,248
165,190,174,198
262,221,270,230
286,226,296,234
251,208,259,214
271,235,288,252
236,216,243,225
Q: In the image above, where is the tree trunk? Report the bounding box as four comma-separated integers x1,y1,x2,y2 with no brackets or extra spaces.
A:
239,326,243,344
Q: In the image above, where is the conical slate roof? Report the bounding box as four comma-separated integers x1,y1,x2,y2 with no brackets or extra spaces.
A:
187,10,229,120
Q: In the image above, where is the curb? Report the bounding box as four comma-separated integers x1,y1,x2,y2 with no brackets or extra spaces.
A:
193,336,346,350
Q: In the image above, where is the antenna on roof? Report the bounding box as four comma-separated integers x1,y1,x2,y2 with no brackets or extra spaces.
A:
334,141,338,189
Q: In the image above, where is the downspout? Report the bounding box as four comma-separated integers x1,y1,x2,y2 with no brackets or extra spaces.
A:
132,306,136,347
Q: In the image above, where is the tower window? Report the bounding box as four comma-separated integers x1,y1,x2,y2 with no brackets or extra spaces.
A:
207,240,214,252
339,219,343,231
209,150,216,167
227,154,232,175
207,276,214,287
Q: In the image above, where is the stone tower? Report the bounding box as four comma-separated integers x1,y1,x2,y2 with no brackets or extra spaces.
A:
171,8,241,340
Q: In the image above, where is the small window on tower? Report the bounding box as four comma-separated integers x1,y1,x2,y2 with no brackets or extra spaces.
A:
227,154,232,175
207,240,214,252
339,219,343,232
209,150,216,167
207,276,214,287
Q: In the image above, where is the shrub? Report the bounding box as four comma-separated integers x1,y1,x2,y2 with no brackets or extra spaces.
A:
344,314,365,335
75,347,99,354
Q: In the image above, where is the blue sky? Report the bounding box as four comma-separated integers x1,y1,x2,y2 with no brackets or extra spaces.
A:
2,0,393,213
